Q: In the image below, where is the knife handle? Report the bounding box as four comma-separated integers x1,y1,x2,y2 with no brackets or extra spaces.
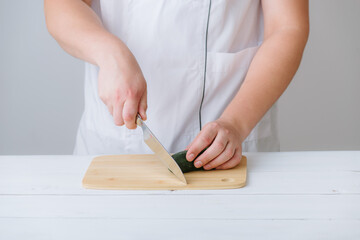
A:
136,113,143,126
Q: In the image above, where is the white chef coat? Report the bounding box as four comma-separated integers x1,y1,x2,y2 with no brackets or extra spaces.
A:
74,0,280,155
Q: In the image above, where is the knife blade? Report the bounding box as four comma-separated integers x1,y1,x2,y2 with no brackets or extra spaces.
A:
136,115,187,185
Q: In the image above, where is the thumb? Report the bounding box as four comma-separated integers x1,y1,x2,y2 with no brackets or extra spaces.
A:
138,90,147,120
123,97,138,129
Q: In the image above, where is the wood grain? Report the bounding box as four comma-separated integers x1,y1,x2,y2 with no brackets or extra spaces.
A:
82,154,247,190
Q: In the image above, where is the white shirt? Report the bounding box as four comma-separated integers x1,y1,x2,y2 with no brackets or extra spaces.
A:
74,0,280,155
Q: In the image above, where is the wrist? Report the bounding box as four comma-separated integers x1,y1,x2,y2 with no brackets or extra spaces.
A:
95,35,129,69
218,113,251,143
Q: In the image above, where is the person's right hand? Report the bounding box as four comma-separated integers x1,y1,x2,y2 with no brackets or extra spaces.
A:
98,42,147,129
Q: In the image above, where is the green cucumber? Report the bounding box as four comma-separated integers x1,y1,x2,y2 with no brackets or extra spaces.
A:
172,150,205,173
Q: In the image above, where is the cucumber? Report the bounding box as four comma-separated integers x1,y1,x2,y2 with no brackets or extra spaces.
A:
172,150,205,173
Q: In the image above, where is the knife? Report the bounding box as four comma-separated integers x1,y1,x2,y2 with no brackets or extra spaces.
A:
136,115,187,184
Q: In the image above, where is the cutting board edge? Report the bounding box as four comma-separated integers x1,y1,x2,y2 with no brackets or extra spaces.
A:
81,181,247,190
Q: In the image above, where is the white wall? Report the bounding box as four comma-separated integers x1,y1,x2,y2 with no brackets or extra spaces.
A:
0,1,84,154
277,0,360,150
0,0,359,155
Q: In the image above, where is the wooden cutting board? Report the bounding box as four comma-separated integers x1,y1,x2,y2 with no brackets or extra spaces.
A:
82,154,247,190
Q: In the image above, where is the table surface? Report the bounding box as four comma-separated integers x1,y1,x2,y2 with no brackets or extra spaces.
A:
0,151,359,240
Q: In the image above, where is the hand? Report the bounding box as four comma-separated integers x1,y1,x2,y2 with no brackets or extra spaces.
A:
186,119,244,170
98,43,147,129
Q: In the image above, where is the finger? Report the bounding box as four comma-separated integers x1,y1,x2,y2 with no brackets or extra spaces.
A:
186,123,219,162
113,102,124,126
215,150,243,170
138,90,147,121
123,97,138,129
203,143,236,170
193,132,228,168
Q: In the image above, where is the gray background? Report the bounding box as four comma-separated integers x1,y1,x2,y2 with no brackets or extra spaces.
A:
0,1,359,155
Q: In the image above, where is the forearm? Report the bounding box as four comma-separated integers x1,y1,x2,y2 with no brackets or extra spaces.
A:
220,28,309,141
44,0,123,66
45,0,147,128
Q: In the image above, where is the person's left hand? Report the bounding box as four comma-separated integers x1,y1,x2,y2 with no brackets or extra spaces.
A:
185,119,244,170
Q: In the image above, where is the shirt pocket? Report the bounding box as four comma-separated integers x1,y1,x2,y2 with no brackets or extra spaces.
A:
207,46,259,74
204,46,275,142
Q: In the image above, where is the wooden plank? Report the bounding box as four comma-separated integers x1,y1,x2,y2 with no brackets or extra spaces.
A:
0,219,359,240
82,155,247,190
0,195,359,219
0,154,359,194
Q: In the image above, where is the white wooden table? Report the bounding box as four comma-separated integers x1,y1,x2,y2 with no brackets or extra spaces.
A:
0,152,359,239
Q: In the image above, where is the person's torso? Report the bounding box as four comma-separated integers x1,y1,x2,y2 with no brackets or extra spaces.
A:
74,0,279,155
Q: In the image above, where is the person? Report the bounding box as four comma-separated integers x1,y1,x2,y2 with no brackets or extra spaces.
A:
44,0,309,170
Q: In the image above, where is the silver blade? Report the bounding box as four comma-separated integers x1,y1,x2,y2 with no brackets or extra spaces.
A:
136,115,187,184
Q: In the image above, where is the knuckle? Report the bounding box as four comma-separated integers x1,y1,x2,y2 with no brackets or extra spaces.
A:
223,128,230,136
201,135,213,145
215,141,225,150
197,151,209,162
235,154,243,162
231,159,241,168
113,88,126,102
123,113,134,122
209,122,220,130
127,87,141,99
224,149,234,159
231,154,240,163
113,115,124,126
114,120,122,126
205,162,213,169
114,92,122,102
232,154,240,162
